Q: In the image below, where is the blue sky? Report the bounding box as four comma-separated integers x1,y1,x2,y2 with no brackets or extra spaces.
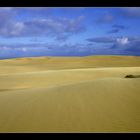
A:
0,7,140,59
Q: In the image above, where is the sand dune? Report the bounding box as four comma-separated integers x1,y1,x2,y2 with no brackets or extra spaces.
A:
0,56,140,132
0,78,140,132
0,55,140,75
0,67,140,91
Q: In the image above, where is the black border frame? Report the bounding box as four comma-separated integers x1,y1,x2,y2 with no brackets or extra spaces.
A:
0,0,140,7
0,0,140,138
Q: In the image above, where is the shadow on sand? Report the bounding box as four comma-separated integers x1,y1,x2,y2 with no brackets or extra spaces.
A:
125,75,140,78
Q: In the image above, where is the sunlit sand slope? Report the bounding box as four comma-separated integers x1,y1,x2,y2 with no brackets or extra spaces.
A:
0,77,140,132
0,67,140,91
0,56,140,132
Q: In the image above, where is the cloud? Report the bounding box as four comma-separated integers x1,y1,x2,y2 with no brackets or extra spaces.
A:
0,14,85,40
109,37,140,55
0,8,85,41
0,8,25,37
0,42,96,59
108,29,120,34
107,24,128,34
126,41,140,52
0,8,16,27
121,7,140,18
22,47,28,52
87,36,140,44
1,36,140,59
96,14,114,24
86,36,140,44
0,44,51,59
87,36,140,55
111,37,139,48
87,37,116,43
116,37,129,45
112,24,126,30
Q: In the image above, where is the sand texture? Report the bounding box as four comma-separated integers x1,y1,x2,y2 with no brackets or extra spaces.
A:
0,55,140,132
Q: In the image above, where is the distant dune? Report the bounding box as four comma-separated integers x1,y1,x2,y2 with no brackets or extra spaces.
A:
0,55,140,132
0,55,140,74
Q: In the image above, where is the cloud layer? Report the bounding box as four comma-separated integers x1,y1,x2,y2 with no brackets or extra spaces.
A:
108,24,128,34
0,7,140,58
0,8,85,40
87,36,140,55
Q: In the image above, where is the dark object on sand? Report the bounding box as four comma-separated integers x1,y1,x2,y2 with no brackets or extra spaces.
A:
125,75,140,78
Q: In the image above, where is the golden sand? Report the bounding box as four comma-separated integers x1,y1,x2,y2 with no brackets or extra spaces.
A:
0,55,140,132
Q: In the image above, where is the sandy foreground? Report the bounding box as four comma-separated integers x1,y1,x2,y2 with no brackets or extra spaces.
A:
0,55,140,132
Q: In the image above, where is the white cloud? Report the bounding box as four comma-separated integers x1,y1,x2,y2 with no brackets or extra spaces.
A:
22,48,28,52
0,15,85,39
10,22,25,36
0,46,10,50
116,37,129,45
